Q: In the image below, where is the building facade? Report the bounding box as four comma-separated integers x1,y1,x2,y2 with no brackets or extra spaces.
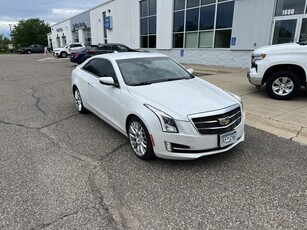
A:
49,0,307,68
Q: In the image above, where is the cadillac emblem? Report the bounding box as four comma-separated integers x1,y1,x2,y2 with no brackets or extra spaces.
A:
218,117,230,126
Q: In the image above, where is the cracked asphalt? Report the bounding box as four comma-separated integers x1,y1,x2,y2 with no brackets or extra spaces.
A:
0,54,306,229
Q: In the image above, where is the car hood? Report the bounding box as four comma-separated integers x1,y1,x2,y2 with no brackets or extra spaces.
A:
127,78,239,120
253,43,304,54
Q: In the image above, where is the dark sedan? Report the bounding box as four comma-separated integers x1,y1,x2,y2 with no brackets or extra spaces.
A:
70,43,142,64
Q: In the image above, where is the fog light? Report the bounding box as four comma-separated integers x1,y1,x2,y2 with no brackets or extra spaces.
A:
164,141,172,152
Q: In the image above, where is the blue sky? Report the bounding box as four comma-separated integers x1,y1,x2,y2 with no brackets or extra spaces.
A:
0,0,107,38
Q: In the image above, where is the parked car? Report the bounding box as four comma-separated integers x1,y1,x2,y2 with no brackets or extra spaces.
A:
53,43,86,58
71,52,245,160
17,44,49,54
70,46,93,64
247,42,307,100
85,43,140,59
70,43,140,64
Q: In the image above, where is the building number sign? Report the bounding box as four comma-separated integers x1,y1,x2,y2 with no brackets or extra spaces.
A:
282,9,295,16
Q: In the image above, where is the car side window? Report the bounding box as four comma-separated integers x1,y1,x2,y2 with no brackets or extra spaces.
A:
102,45,111,50
83,58,118,82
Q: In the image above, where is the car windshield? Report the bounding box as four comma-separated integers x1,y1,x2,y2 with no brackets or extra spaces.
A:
117,57,194,86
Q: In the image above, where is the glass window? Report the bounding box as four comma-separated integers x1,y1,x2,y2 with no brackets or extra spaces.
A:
214,29,231,48
140,0,156,48
186,8,199,31
172,0,235,49
201,0,215,5
149,16,157,34
185,33,198,48
174,0,185,11
141,0,148,17
141,18,148,35
299,18,307,43
174,11,185,32
149,35,156,48
199,31,213,47
84,59,116,78
200,5,215,30
273,19,297,44
117,57,193,86
275,0,305,16
187,0,200,8
149,0,157,15
173,33,184,48
141,36,148,48
216,1,234,29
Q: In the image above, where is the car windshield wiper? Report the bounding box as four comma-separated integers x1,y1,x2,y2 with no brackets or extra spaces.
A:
131,81,152,86
165,77,192,82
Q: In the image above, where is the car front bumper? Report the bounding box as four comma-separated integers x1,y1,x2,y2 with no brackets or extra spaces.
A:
149,113,245,160
247,68,263,86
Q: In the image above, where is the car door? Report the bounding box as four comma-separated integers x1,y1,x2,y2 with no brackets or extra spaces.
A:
86,58,123,129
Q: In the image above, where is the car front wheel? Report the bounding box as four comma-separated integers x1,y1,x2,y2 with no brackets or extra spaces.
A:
74,88,86,113
266,71,300,100
60,52,67,58
128,117,154,160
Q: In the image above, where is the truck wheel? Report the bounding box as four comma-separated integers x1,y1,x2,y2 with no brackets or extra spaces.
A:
266,71,300,100
60,52,67,58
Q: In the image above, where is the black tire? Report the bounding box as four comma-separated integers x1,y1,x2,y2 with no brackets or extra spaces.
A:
60,52,67,58
128,117,155,160
266,71,300,100
73,88,87,114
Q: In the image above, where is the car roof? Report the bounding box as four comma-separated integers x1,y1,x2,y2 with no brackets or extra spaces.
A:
94,52,168,61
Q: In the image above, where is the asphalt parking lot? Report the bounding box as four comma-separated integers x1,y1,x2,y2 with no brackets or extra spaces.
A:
0,54,307,229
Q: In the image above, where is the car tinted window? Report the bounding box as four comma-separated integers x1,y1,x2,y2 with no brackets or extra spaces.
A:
83,58,117,80
100,45,111,50
75,44,82,47
112,45,129,52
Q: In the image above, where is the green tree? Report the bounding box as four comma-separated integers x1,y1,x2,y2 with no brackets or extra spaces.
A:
11,18,50,48
0,34,10,53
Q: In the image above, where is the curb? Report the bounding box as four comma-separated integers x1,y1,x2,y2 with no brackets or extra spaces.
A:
245,113,307,146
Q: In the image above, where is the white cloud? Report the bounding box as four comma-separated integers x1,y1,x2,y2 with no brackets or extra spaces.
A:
52,8,83,17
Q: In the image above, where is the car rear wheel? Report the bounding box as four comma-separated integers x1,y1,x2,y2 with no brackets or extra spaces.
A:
266,71,300,100
74,88,86,113
60,52,67,58
128,117,154,160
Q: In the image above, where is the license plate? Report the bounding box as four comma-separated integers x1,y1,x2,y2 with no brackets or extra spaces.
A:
219,131,237,147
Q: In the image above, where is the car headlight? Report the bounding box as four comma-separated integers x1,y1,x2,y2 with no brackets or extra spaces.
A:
253,53,266,61
145,105,178,133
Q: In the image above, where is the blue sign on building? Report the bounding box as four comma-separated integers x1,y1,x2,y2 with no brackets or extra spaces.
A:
105,16,113,30
231,37,237,46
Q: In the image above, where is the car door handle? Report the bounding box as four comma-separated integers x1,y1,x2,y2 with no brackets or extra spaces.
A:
88,82,93,87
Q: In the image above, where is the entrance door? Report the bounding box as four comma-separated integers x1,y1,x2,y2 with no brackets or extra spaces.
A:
272,16,307,44
272,17,299,44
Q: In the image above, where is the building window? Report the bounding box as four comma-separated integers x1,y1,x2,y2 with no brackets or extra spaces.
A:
275,0,305,16
173,0,235,48
84,28,91,45
140,0,157,48
73,31,79,43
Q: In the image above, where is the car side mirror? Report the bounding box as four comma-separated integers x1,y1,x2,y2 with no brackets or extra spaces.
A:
98,77,119,87
187,68,194,74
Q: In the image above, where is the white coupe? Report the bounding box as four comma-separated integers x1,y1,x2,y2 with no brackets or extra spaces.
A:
71,52,245,160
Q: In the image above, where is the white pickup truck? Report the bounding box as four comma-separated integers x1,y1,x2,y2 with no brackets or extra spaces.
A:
247,42,307,100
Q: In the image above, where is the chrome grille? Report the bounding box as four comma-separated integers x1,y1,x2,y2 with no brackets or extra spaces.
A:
191,106,242,135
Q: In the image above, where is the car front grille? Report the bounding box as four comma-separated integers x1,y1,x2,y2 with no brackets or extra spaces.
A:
191,106,242,135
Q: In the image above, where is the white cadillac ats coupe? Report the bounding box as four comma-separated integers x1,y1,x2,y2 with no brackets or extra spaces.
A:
71,52,245,160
